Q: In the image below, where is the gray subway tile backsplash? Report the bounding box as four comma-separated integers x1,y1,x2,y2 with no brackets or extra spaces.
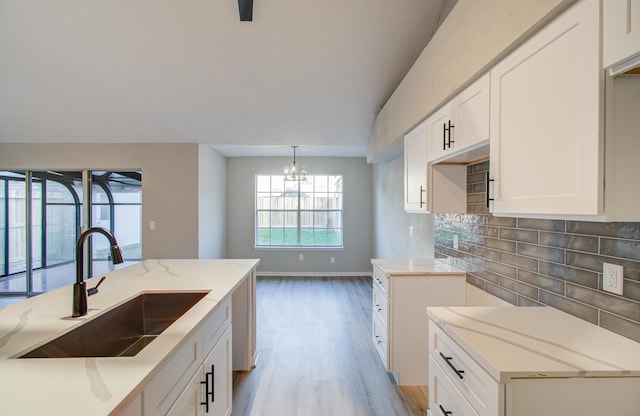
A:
499,228,539,243
566,221,640,240
539,231,599,252
600,238,640,262
434,161,640,342
538,261,599,288
517,242,564,263
517,217,565,232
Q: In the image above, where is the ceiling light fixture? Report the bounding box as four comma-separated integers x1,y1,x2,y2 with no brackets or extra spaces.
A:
238,0,253,21
284,146,307,181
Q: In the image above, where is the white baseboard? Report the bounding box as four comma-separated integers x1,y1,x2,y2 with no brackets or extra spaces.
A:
257,271,372,277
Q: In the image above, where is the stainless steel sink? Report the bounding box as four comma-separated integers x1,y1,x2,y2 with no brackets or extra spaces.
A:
20,292,209,358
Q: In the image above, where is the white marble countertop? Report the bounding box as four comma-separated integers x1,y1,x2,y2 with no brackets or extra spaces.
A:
0,258,259,415
427,306,640,383
372,258,466,276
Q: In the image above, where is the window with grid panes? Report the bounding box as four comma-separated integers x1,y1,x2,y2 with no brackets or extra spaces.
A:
255,175,343,247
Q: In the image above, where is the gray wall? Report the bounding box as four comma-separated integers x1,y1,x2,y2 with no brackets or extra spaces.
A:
198,145,227,259
372,155,434,259
226,157,372,274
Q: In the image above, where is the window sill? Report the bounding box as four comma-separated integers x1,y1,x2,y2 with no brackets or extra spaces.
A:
253,246,344,251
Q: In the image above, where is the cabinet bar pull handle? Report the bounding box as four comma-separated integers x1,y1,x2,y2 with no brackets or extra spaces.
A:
439,351,465,379
439,404,453,415
419,185,427,208
445,120,455,149
486,172,495,207
200,376,210,413
442,122,447,150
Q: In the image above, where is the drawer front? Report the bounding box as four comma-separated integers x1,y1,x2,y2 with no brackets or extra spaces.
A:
373,267,389,297
372,317,389,369
372,284,389,329
143,328,203,416
430,323,499,416
429,355,480,416
203,295,232,354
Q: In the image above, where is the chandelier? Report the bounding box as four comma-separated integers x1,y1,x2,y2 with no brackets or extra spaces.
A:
284,145,308,181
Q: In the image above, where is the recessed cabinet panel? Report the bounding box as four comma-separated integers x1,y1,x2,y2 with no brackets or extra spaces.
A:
427,105,452,162
204,326,232,416
404,120,429,213
490,0,602,216
429,356,480,416
451,73,490,155
603,0,640,71
166,371,203,416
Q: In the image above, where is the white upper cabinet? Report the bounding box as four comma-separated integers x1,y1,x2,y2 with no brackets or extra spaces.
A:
426,103,451,162
603,0,640,73
428,73,490,163
489,0,602,217
404,118,467,214
404,119,428,213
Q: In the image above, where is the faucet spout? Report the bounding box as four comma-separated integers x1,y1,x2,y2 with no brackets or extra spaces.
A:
73,227,124,317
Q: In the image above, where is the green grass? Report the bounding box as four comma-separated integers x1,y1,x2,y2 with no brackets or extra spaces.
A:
257,229,342,247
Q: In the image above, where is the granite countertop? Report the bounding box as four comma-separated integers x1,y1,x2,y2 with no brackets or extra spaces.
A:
371,258,467,276
0,258,259,415
427,306,640,383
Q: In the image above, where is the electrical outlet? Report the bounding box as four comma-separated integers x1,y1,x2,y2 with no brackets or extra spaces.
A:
453,234,459,250
299,254,304,261
330,257,335,264
603,262,623,295
409,226,414,237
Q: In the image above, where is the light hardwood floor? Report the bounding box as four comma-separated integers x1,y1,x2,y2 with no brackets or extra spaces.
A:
232,276,428,416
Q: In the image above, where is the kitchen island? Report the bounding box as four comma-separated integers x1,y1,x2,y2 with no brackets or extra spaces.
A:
0,258,259,415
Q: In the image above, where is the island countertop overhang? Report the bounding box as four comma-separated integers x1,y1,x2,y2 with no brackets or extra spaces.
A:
0,258,259,416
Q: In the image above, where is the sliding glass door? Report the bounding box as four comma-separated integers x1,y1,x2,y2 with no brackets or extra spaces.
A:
0,170,141,300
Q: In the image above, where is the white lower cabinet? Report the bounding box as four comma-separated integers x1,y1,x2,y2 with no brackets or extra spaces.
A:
167,326,232,416
428,324,499,416
371,263,465,386
202,326,232,416
428,309,640,416
144,296,232,416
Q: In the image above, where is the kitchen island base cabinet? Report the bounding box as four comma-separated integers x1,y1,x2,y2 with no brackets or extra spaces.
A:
144,296,232,416
167,326,232,416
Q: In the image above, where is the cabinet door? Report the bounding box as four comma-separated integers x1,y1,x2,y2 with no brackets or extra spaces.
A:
203,325,232,416
427,104,451,162
603,0,640,70
404,120,429,212
489,0,602,216
167,371,205,416
451,72,490,153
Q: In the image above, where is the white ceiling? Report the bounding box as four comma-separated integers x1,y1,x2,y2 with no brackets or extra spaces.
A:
0,0,448,157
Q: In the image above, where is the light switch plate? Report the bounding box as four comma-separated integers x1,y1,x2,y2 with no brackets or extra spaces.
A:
603,262,623,295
